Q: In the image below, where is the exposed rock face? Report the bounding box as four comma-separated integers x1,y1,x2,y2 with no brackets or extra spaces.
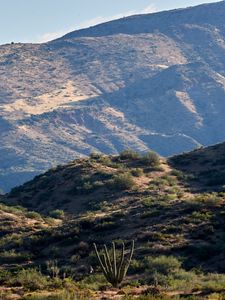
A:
1,1,225,191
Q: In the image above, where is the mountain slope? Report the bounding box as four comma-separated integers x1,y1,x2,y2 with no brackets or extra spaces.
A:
1,1,225,191
2,145,225,298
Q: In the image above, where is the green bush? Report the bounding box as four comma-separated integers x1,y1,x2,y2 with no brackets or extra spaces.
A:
141,151,160,167
12,269,48,291
120,150,140,160
131,168,144,177
144,255,181,276
77,274,107,290
49,210,65,219
110,173,135,190
90,152,103,160
25,211,42,220
23,288,92,300
0,268,11,284
142,256,184,287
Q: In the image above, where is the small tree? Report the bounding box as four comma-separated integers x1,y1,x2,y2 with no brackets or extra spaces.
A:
93,241,134,288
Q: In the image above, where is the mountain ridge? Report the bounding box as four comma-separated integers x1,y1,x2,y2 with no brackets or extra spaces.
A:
1,1,225,192
59,1,225,40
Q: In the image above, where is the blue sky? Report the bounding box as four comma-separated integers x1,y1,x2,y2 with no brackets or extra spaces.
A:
0,0,220,45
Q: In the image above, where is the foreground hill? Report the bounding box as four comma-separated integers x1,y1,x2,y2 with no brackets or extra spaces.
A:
2,144,225,298
2,1,225,192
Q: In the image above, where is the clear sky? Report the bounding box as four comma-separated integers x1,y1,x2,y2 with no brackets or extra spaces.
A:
0,0,220,45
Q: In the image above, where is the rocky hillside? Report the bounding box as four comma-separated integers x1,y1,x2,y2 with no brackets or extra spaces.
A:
2,145,225,298
1,1,225,191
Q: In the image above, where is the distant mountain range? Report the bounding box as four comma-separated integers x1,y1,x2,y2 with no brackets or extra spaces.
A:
1,1,225,192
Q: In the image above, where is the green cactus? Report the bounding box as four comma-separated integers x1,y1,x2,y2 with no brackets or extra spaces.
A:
93,240,134,288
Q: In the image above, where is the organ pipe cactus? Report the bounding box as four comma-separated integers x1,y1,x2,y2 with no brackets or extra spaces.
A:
93,240,134,288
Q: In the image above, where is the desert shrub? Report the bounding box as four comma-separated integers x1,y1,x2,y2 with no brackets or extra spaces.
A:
57,288,92,300
159,194,177,201
129,259,145,274
93,180,104,189
68,176,96,195
193,193,222,208
110,173,135,190
23,288,92,300
131,168,144,177
190,211,213,222
98,156,113,166
0,233,23,248
160,175,177,186
0,203,26,214
149,178,167,189
49,210,65,219
12,268,48,291
170,169,184,177
142,196,155,207
120,150,140,160
146,256,181,274
77,273,107,290
25,211,42,220
0,268,11,284
70,254,81,264
90,152,102,160
0,250,30,263
141,151,160,167
122,296,174,300
144,255,181,285
200,273,225,293
141,209,161,219
94,221,119,231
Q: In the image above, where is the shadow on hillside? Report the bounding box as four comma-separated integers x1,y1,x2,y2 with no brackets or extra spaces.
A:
168,142,225,193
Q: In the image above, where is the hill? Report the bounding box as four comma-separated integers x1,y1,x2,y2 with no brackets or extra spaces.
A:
2,1,225,192
2,144,225,298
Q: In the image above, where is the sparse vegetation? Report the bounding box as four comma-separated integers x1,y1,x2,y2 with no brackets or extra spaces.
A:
1,148,225,299
12,269,48,291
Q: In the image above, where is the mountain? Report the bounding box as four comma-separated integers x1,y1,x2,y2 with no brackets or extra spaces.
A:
1,1,225,192
2,145,225,298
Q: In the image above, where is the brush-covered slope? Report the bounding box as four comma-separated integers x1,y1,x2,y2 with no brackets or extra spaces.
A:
2,1,225,192
2,144,225,297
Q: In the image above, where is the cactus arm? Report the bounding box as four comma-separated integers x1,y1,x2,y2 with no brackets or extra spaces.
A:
128,240,135,264
116,242,125,282
112,242,117,279
93,243,108,278
104,244,113,274
102,253,109,273
124,240,135,277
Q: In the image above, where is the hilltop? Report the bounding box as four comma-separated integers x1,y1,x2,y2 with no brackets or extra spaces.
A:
1,1,225,193
1,144,225,298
